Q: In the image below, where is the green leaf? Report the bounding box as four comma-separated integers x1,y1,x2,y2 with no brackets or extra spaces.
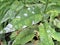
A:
10,6,42,30
40,0,60,5
53,19,60,28
0,0,24,24
12,27,35,45
47,4,60,13
39,23,54,45
10,31,18,40
0,1,11,24
44,22,60,41
49,25,60,41
51,0,60,6
52,32,60,41
46,10,58,23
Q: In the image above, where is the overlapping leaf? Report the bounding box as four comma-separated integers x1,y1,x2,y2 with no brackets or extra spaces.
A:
48,25,60,41
12,27,35,45
40,0,60,13
53,19,60,28
47,4,60,13
44,22,60,41
40,22,60,42
39,23,54,45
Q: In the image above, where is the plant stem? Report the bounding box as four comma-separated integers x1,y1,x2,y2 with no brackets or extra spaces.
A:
44,0,49,13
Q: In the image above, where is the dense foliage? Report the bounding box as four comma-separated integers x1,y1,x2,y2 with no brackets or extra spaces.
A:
0,0,60,45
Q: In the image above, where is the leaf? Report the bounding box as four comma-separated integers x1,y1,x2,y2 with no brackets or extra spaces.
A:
40,0,60,5
0,1,11,24
12,27,35,45
49,25,60,41
0,0,24,24
10,24,38,40
39,23,54,45
47,4,60,13
40,0,60,13
52,32,60,41
10,6,42,30
10,31,18,40
44,22,60,41
51,0,60,6
53,19,60,28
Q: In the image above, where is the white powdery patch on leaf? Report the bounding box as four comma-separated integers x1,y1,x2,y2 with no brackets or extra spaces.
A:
7,23,13,28
22,25,27,28
4,27,15,33
47,30,51,33
32,21,35,25
27,7,31,10
16,16,21,18
4,23,15,33
24,13,28,17
32,11,35,14
0,31,3,34
4,27,11,33
26,4,29,7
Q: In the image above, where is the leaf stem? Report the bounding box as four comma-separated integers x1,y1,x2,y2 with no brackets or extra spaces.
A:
44,0,49,13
